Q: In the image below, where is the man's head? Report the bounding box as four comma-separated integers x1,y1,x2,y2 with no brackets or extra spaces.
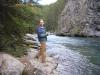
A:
39,19,44,26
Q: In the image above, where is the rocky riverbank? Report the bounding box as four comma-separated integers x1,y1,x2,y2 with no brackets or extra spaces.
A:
0,34,58,75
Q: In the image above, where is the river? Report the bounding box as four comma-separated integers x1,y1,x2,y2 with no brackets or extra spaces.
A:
46,35,100,75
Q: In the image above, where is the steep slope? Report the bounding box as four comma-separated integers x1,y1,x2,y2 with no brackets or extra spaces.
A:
57,0,100,37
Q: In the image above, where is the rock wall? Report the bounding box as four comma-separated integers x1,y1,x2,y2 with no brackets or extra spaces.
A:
57,0,100,37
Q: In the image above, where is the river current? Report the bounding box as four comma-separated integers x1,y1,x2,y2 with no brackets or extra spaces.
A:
46,35,100,75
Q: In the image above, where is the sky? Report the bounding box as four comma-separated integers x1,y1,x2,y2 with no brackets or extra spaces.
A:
38,0,57,5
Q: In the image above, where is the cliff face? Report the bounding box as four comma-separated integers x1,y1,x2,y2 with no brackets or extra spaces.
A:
57,0,100,37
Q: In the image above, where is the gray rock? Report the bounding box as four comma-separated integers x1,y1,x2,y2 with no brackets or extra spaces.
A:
23,34,38,44
25,34,37,41
57,0,100,37
23,39,38,45
0,53,25,75
23,34,40,49
19,48,58,75
95,31,100,37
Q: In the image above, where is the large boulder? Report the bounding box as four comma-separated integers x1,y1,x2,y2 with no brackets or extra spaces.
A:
0,53,25,75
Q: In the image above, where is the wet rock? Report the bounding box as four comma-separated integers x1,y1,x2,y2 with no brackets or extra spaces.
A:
0,53,25,75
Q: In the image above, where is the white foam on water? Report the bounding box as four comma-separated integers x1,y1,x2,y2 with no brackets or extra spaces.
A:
46,35,100,75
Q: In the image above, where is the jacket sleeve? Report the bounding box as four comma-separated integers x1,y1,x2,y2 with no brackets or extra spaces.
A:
37,27,43,34
37,27,46,38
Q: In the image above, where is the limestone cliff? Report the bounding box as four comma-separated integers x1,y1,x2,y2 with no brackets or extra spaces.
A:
57,0,100,37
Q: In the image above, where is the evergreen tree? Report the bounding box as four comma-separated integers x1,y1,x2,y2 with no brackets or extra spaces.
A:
42,0,66,31
0,0,42,56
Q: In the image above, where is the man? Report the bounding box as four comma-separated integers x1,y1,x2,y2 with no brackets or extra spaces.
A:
36,19,47,63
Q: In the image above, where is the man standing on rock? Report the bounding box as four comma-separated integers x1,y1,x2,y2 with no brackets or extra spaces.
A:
36,19,47,63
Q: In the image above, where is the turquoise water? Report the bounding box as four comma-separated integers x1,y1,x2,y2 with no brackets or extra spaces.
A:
47,35,100,75
63,37,100,66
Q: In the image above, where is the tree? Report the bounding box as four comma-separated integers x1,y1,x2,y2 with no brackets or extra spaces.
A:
42,0,66,31
0,0,42,56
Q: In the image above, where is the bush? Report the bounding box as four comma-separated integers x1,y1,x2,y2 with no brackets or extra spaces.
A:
0,3,42,57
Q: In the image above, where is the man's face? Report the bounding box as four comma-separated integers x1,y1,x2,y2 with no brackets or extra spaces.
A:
40,22,44,26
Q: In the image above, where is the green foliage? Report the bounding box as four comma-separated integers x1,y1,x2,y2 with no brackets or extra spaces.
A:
12,4,42,33
0,0,66,56
0,0,42,57
0,0,21,6
42,0,66,31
